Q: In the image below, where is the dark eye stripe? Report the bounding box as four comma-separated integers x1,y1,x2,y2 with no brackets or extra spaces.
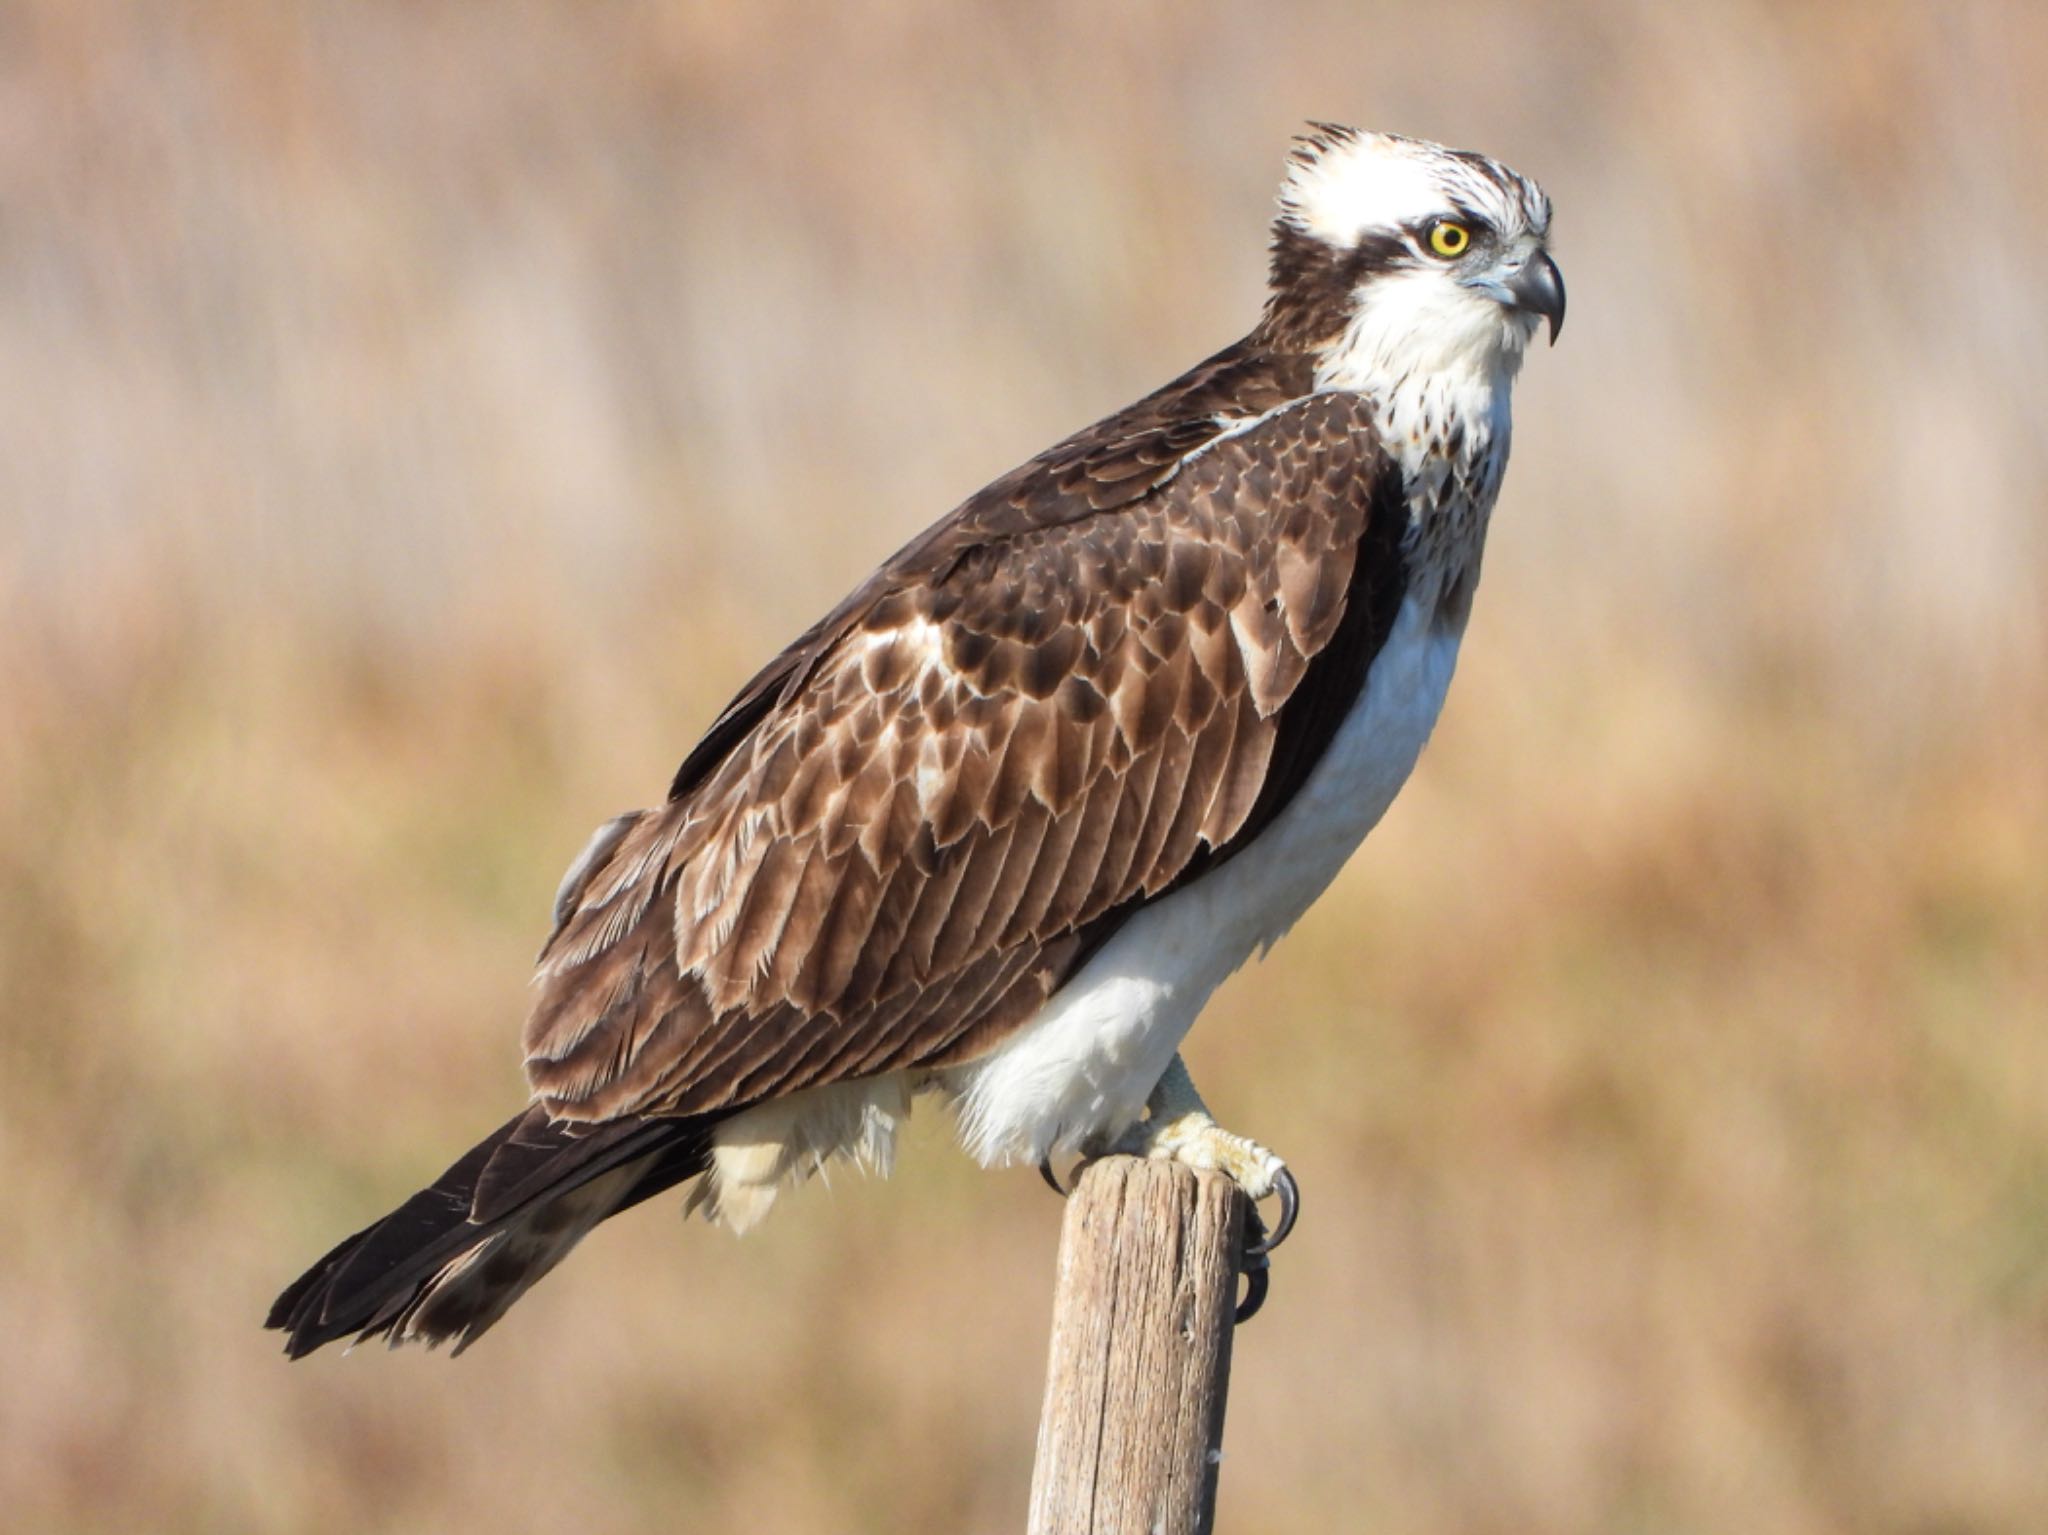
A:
1339,213,1499,280
1341,229,1414,280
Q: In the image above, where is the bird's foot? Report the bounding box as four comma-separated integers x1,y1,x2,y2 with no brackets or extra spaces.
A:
1038,1124,1297,1243
1033,1055,1300,1322
1114,1108,1285,1199
1112,1110,1299,1247
1131,1054,1301,1320
1109,1107,1300,1322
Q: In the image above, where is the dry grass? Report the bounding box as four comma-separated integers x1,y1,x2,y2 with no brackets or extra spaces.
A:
2,3,2044,1531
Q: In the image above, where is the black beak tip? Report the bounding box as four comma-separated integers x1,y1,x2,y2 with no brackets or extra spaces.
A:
1510,249,1565,346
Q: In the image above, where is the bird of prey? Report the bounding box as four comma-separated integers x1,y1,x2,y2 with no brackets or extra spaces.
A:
269,124,1562,1355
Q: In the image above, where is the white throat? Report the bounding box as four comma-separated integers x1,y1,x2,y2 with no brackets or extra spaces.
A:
1314,281,1531,485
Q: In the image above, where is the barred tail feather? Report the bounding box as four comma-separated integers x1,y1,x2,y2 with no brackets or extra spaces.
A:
267,1107,715,1358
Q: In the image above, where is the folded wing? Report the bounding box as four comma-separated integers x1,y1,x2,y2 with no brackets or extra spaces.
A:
525,387,1407,1126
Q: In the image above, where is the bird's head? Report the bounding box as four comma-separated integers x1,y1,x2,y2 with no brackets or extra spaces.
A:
1259,125,1562,395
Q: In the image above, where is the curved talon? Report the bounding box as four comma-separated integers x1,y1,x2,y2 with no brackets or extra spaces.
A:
1235,1259,1270,1323
1037,1157,1067,1198
1243,1166,1298,1256
1234,1203,1273,1323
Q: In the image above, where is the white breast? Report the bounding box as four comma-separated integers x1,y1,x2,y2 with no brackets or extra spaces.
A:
948,582,1464,1166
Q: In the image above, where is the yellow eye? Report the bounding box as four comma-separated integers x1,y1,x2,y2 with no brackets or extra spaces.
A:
1427,220,1471,258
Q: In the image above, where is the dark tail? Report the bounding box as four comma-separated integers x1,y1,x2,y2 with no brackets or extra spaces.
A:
267,1107,715,1357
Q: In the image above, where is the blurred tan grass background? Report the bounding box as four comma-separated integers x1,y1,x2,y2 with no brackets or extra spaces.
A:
2,2,2045,1532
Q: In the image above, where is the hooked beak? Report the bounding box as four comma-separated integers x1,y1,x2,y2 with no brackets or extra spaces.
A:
1507,249,1565,344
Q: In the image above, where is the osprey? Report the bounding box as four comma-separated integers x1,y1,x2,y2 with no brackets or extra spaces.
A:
270,125,1562,1355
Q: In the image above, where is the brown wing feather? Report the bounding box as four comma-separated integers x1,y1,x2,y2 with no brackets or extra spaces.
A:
525,362,1403,1125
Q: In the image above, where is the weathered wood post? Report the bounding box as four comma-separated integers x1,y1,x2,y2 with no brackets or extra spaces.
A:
1027,1156,1250,1535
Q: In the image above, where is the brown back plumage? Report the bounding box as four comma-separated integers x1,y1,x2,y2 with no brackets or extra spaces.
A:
524,346,1408,1126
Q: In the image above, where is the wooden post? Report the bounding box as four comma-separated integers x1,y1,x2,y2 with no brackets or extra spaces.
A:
1027,1156,1249,1535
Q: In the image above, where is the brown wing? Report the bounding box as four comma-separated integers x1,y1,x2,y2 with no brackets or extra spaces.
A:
523,381,1406,1125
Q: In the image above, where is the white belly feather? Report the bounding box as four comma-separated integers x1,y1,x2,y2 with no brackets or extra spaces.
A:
946,584,1463,1165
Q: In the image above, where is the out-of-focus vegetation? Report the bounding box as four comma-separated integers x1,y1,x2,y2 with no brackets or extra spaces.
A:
1,3,2043,1532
